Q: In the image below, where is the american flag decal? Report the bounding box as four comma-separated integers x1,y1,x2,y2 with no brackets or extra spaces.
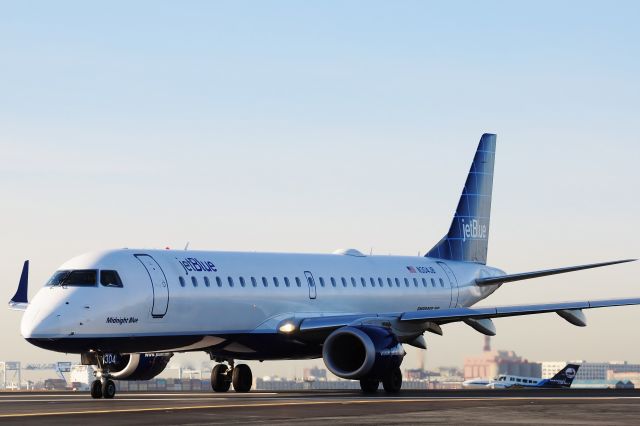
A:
407,266,416,273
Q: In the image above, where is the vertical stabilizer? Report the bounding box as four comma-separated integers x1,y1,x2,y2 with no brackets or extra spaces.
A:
539,364,580,388
426,134,496,264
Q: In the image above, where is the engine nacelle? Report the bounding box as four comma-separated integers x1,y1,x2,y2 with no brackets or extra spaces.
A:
108,353,173,381
322,326,405,380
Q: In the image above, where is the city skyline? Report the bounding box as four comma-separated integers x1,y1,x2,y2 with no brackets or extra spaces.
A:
1,1,639,380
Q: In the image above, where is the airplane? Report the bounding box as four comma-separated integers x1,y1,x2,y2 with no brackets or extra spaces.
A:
8,133,639,399
463,363,581,389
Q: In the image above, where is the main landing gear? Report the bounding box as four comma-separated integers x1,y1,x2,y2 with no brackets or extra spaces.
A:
211,360,253,393
359,367,403,394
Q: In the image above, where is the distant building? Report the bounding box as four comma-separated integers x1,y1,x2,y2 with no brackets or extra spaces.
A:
464,350,541,380
303,366,327,381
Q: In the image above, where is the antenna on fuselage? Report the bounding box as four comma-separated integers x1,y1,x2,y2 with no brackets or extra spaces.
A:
184,242,190,251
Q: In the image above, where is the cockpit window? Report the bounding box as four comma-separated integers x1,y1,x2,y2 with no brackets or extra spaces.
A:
47,270,97,287
46,270,71,286
64,270,98,286
100,270,123,288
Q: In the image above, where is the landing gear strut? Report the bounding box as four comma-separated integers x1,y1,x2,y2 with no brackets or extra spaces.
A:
210,360,253,393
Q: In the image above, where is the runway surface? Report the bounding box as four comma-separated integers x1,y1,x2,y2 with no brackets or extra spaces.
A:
1,389,640,425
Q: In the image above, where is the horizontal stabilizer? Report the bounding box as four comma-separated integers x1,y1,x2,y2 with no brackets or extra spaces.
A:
476,259,636,286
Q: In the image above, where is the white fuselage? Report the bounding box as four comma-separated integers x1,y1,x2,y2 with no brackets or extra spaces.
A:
463,375,543,389
22,248,503,359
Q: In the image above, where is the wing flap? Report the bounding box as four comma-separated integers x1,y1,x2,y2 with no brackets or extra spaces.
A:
400,297,640,323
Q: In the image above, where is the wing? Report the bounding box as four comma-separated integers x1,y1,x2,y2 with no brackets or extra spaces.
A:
287,297,640,343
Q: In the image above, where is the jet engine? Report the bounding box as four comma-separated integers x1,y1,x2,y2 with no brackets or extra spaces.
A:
107,353,173,380
322,326,405,380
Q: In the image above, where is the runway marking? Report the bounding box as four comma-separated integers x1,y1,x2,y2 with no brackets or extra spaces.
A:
1,396,640,418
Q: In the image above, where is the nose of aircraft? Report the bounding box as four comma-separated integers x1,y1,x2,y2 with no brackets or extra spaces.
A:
20,303,43,338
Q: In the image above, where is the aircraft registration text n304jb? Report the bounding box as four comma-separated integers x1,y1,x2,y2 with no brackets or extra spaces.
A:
9,133,638,399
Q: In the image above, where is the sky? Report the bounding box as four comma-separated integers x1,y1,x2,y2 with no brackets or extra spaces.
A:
1,1,639,379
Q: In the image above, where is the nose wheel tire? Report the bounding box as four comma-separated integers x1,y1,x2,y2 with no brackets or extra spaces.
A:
211,364,231,392
90,380,103,399
382,367,403,393
359,378,380,393
232,364,253,392
102,379,116,399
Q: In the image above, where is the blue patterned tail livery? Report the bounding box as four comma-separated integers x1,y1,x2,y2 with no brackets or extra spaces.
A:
538,364,580,388
426,134,496,264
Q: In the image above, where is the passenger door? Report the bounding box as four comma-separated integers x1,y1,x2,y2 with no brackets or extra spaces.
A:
437,261,459,308
135,254,169,318
304,271,317,299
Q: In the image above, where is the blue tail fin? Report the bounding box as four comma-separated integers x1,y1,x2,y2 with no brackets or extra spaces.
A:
538,364,580,388
426,133,496,264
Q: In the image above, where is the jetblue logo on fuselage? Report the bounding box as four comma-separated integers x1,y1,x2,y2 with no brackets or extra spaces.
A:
460,218,487,242
178,257,217,275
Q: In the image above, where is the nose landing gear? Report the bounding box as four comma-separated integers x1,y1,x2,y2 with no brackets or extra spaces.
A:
90,377,116,399
210,360,253,393
90,354,117,399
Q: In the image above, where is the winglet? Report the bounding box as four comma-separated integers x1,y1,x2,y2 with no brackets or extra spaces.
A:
9,260,29,311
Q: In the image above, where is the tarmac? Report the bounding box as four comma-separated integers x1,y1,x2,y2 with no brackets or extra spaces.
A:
1,389,639,425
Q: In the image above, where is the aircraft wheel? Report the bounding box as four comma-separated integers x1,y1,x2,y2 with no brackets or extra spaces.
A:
232,364,253,392
359,378,379,393
90,379,103,399
211,364,231,392
382,367,402,393
102,379,116,399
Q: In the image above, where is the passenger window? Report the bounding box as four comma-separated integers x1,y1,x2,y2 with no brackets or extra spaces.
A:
262,277,268,287
394,278,400,287
204,276,210,287
422,278,427,287
284,277,291,287
179,276,186,287
387,278,393,287
191,276,198,287
216,277,223,287
319,277,325,287
360,277,366,287
273,277,279,287
240,277,246,287
370,278,376,287
331,278,337,287
251,277,257,287
295,277,302,287
404,278,410,287
413,278,418,287
351,277,357,287
431,278,436,287
378,278,384,287
341,277,347,287
228,277,234,287
100,270,123,288
439,278,445,287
